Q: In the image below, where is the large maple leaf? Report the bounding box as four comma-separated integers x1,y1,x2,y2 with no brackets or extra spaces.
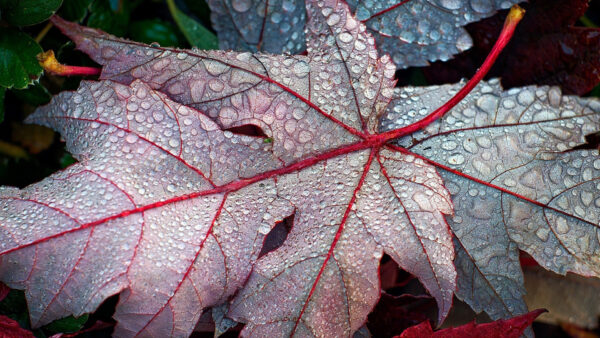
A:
0,1,598,337
207,0,523,68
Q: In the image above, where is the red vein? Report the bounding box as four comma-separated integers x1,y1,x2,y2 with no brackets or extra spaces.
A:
326,24,368,132
452,235,514,314
53,19,365,139
406,113,600,150
387,144,598,228
49,115,216,187
135,195,227,336
376,152,449,315
0,140,374,256
206,58,366,139
361,0,412,22
291,148,376,335
257,0,270,51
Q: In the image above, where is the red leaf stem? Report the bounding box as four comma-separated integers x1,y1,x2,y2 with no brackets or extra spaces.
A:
38,50,101,77
376,5,525,142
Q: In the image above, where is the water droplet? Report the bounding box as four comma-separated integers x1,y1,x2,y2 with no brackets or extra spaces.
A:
447,154,465,165
231,0,251,12
208,79,224,92
475,136,491,149
470,0,493,13
438,0,461,10
258,223,271,235
338,32,353,43
327,13,340,26
548,87,562,107
517,90,535,106
555,217,569,234
476,94,499,114
293,61,310,78
581,191,593,206
441,141,457,151
503,177,516,187
536,228,549,241
125,134,138,144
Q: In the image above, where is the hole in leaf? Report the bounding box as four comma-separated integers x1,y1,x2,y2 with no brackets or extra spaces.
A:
83,293,119,328
258,213,295,258
367,292,435,337
569,132,600,151
223,124,268,138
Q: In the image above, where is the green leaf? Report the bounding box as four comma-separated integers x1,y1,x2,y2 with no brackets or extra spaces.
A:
0,289,28,319
0,87,5,124
183,0,211,25
59,152,76,168
43,314,88,334
0,0,62,26
166,0,217,50
0,28,43,89
58,0,92,22
128,19,183,47
87,0,130,36
11,82,51,106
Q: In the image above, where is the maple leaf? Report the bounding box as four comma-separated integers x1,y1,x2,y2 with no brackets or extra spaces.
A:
0,1,596,338
207,0,523,68
398,309,544,338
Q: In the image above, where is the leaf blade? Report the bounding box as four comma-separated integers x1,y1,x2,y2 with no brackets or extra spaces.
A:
0,0,62,26
0,28,43,89
399,309,544,338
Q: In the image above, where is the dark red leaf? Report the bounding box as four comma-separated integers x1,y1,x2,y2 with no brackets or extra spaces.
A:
0,283,9,303
367,293,435,337
0,315,35,338
398,309,545,338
